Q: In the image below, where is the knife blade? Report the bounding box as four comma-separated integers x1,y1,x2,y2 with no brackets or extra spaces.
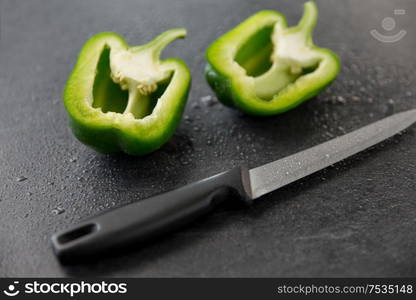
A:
52,109,416,263
249,108,416,199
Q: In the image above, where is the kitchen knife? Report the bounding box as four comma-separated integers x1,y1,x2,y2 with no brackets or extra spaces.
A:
52,109,416,263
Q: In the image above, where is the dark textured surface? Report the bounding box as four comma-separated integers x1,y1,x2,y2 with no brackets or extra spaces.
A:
0,0,415,277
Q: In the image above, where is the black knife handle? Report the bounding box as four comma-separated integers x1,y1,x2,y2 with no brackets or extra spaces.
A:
51,167,252,263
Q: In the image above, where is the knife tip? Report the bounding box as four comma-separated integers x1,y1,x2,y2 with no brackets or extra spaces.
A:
403,108,416,120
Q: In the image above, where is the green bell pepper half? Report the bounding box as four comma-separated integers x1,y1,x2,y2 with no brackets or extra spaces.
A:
205,1,340,116
64,29,191,155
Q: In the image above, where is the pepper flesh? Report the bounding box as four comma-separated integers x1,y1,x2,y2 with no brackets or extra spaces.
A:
64,29,191,155
205,1,340,115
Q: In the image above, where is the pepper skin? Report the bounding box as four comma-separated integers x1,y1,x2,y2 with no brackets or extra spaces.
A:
64,29,191,155
205,1,340,116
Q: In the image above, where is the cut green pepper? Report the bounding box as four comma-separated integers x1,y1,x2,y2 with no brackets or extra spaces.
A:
64,29,191,155
205,1,340,116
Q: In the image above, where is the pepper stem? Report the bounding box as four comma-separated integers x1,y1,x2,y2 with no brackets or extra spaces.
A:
296,1,318,40
144,28,187,61
252,1,320,100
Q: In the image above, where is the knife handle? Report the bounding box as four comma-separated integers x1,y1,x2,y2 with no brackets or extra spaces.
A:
51,167,252,263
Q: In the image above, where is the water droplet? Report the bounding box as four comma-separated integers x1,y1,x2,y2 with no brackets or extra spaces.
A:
384,99,395,115
337,96,346,104
52,207,65,215
16,176,28,182
180,158,189,165
69,157,77,163
184,115,192,122
26,192,32,196
200,95,216,106
191,102,200,109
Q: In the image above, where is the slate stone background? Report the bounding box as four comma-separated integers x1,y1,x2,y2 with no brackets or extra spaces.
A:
0,0,415,277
